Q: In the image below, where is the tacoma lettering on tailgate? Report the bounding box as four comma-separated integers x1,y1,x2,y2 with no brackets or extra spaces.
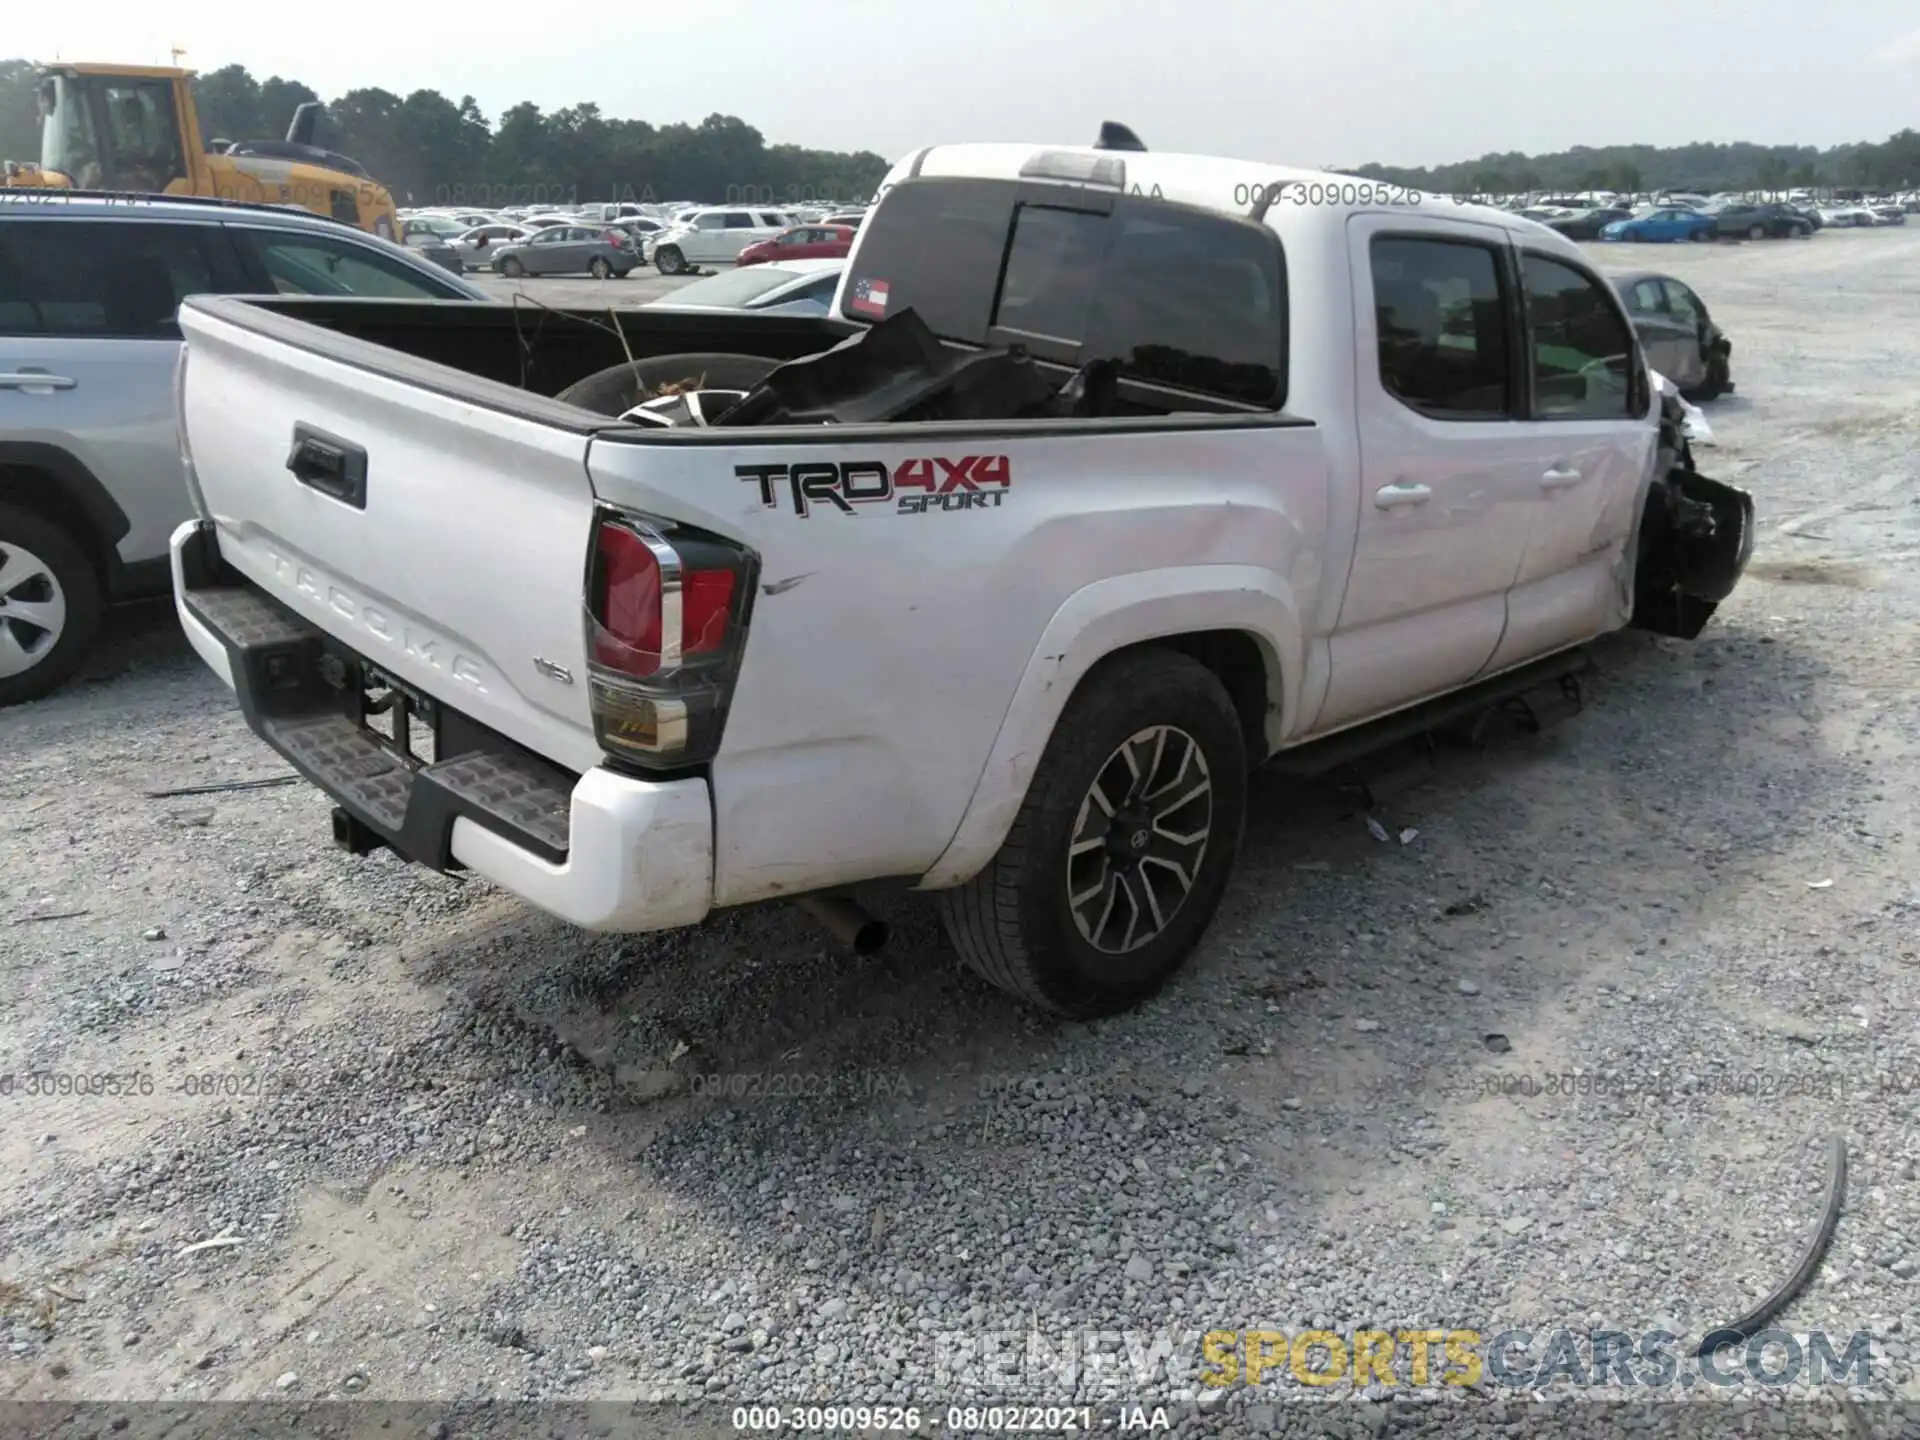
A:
736,456,1012,519
264,549,488,692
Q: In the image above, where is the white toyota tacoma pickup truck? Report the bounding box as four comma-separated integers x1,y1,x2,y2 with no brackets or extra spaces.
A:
168,128,1753,1018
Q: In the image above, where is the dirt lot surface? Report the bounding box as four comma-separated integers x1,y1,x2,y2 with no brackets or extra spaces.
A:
4,227,1920,1435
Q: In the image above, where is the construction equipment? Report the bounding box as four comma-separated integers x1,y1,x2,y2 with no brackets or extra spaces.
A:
2,64,399,239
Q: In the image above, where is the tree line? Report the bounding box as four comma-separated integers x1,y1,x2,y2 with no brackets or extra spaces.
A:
3,57,1915,206
1345,132,1920,197
0,60,892,208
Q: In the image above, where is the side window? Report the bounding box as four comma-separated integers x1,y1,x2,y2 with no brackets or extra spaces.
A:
724,212,756,229
993,205,1108,344
229,228,465,300
757,213,785,228
329,190,361,226
694,213,726,230
1629,279,1666,314
1662,281,1701,326
1521,253,1636,419
0,220,221,338
1369,235,1511,419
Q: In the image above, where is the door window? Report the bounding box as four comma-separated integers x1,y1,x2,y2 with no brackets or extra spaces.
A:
228,228,469,299
1628,279,1666,314
723,212,757,229
757,213,786,228
1662,280,1702,326
1368,235,1512,419
1520,253,1637,419
694,213,726,230
0,220,223,337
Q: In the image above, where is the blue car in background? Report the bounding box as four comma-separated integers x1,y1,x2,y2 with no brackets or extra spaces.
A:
1600,207,1720,244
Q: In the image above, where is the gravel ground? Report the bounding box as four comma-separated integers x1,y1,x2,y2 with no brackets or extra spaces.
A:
3,227,1920,1437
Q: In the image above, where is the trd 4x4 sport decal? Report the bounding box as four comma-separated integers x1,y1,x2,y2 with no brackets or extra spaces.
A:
737,456,1012,519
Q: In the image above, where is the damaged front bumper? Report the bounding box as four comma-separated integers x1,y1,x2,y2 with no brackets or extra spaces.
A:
1628,388,1756,639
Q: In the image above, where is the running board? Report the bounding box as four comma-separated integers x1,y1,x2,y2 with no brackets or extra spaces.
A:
1265,648,1593,779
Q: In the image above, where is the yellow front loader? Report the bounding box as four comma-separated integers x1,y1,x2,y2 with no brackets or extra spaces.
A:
3,64,399,239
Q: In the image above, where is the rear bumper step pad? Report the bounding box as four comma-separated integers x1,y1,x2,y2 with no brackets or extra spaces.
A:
181,580,574,871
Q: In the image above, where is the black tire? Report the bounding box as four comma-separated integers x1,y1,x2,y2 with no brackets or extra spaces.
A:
938,649,1248,1018
0,504,103,708
554,352,783,417
1690,228,1713,243
500,257,525,278
654,245,686,275
588,256,612,279
1747,224,1766,241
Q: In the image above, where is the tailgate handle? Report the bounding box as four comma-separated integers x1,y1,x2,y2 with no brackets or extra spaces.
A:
287,424,368,510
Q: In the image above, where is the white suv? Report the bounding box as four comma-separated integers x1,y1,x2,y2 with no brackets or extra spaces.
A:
646,207,795,274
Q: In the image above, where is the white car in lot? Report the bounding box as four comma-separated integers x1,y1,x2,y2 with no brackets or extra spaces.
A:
645,207,797,274
641,258,845,317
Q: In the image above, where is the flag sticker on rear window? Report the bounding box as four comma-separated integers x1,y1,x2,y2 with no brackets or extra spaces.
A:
848,277,890,317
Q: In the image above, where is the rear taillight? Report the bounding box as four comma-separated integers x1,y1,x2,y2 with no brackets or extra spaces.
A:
584,508,756,769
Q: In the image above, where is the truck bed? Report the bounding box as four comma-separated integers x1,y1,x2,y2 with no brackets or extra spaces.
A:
173,293,1330,916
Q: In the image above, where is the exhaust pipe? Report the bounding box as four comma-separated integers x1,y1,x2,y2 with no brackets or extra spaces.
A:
795,894,889,955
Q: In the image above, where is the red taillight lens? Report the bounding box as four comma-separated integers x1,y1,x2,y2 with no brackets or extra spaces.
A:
585,511,756,769
682,569,736,654
593,522,664,672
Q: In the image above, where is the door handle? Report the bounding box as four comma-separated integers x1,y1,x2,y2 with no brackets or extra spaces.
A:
1540,466,1584,490
287,423,369,509
1373,482,1432,510
0,371,78,392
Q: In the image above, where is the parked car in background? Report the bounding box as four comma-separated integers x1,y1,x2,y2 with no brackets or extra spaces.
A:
400,214,468,247
640,257,845,316
1600,208,1719,243
1612,270,1733,402
821,212,869,229
490,225,638,278
1709,203,1812,239
645,207,797,274
1543,206,1632,240
0,192,484,705
1819,205,1878,228
735,224,856,267
1869,204,1908,226
447,222,535,270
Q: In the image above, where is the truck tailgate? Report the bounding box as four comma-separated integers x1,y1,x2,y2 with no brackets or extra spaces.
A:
177,300,604,774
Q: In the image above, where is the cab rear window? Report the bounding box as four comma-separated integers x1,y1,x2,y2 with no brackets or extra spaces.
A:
845,177,1286,408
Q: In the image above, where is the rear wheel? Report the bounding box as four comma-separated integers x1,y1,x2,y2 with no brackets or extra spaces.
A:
1747,224,1766,240
654,245,686,275
938,649,1248,1018
588,256,612,279
0,504,103,708
554,352,783,416
500,257,525,278
1691,228,1713,243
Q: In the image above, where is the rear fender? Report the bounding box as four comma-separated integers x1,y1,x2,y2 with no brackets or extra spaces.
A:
915,565,1301,890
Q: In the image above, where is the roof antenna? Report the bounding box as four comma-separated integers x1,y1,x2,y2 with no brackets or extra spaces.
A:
1095,122,1146,153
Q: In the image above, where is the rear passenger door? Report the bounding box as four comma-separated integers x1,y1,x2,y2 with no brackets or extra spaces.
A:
1318,217,1540,733
1482,246,1657,671
0,218,245,568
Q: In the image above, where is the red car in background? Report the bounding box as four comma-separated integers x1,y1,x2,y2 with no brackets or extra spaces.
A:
735,224,855,266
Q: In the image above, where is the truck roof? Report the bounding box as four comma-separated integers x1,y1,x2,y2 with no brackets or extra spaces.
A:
895,142,1572,249
41,63,192,79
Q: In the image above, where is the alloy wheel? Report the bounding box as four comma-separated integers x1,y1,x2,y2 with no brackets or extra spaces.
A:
0,541,68,679
1066,725,1213,955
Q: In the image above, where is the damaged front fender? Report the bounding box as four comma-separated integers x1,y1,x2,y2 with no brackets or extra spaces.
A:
1627,383,1755,640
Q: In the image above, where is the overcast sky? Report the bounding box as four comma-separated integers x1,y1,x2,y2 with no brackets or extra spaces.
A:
12,0,1920,167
